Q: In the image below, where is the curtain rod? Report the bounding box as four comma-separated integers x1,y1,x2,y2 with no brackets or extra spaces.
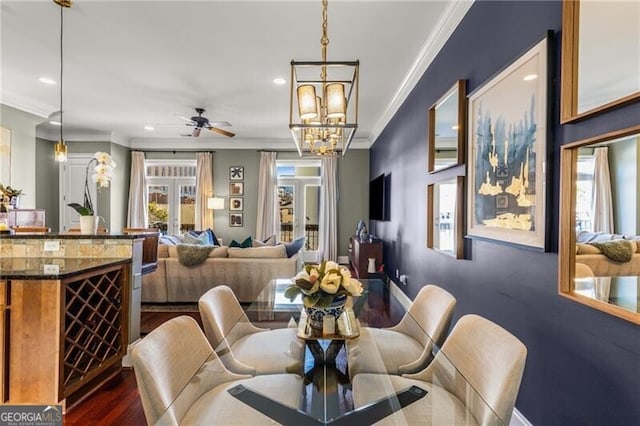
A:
134,150,216,154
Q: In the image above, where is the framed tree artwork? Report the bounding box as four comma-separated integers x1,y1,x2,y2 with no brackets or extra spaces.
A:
229,182,244,196
229,197,243,211
467,34,551,250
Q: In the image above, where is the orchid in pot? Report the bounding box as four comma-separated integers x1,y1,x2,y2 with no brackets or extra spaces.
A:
285,260,363,329
67,152,116,233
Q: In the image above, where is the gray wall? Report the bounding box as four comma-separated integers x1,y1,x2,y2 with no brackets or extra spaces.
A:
35,138,60,231
0,104,41,209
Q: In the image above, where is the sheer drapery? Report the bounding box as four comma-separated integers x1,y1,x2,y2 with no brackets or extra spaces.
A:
195,152,214,230
256,152,279,240
592,147,613,233
127,151,148,228
318,156,338,261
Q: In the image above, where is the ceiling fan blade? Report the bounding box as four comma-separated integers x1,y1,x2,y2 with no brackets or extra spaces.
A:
208,127,235,138
176,114,193,123
192,127,202,137
208,121,232,127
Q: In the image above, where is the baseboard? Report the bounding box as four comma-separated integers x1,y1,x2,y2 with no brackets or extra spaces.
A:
389,280,412,311
511,407,533,426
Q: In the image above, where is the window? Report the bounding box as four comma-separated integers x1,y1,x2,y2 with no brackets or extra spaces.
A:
576,151,595,232
146,161,197,234
277,160,321,260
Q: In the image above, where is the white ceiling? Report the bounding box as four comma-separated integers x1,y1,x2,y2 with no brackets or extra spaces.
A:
1,0,472,151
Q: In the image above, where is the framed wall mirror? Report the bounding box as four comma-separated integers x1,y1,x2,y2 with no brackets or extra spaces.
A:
558,124,640,324
428,80,466,172
560,0,640,123
427,176,464,258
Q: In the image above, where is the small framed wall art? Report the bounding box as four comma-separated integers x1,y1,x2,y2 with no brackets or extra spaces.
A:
229,166,244,180
229,197,243,211
229,182,244,196
229,213,243,227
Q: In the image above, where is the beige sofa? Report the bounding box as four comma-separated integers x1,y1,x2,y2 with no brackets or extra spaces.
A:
142,244,298,303
576,231,640,276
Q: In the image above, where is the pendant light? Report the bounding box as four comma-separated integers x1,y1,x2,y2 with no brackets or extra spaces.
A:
53,0,71,162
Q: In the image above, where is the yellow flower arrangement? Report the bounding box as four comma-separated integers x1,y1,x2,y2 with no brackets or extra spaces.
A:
285,260,364,308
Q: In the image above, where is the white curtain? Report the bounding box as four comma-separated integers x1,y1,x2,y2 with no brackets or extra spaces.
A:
127,151,148,228
318,156,338,261
592,147,613,233
256,152,279,240
195,152,214,230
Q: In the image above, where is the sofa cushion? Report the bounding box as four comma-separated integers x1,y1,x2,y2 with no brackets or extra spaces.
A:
253,234,277,247
159,234,183,245
228,245,287,258
168,245,228,258
576,243,601,255
230,236,253,248
282,236,305,258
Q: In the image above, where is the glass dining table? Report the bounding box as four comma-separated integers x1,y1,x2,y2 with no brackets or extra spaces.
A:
216,277,503,425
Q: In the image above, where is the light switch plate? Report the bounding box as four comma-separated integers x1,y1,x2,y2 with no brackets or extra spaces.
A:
43,264,60,274
44,240,60,252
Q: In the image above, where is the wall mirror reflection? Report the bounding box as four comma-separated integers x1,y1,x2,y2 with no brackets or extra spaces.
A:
560,0,640,122
558,125,640,324
427,176,464,258
428,80,466,172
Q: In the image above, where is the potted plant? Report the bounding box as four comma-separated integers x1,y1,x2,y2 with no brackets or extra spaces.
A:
285,260,363,330
0,184,24,209
67,152,116,233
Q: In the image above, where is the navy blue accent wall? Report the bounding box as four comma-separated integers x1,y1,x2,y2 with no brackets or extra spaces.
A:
370,1,640,425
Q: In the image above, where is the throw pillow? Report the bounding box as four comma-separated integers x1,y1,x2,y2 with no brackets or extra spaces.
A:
252,234,277,247
183,232,209,245
282,236,305,258
187,229,220,246
230,236,253,248
175,243,215,266
159,234,183,246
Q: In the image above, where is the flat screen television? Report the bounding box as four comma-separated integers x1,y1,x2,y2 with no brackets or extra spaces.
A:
369,173,386,221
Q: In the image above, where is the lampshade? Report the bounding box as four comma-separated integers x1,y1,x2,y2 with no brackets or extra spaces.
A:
207,197,224,210
297,85,317,119
326,83,346,118
54,141,67,162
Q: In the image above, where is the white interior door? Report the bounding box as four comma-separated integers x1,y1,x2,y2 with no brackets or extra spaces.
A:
59,154,96,232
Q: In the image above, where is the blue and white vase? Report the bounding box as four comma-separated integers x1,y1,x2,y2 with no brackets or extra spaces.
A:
305,294,347,330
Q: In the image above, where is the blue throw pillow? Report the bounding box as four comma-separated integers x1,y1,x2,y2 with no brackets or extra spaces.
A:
187,229,219,246
159,234,183,246
184,232,209,245
230,236,253,248
283,236,305,258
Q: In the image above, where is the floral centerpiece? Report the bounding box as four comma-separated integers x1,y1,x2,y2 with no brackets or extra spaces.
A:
67,152,116,216
285,261,363,330
0,184,24,209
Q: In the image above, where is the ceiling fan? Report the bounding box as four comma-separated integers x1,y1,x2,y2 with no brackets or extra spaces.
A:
163,107,235,138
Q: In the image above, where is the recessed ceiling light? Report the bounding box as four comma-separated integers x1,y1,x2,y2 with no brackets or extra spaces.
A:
144,125,155,131
273,78,286,85
39,77,56,85
523,74,538,81
49,120,61,126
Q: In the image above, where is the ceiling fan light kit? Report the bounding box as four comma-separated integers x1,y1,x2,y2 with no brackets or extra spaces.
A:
289,0,359,158
167,107,235,138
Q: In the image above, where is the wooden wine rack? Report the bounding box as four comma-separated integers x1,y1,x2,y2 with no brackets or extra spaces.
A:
63,268,125,396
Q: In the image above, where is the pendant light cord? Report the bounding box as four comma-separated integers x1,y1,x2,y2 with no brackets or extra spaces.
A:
59,3,64,143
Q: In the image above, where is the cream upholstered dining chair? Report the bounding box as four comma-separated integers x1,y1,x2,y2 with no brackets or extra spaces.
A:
198,285,304,376
346,284,456,379
352,314,527,425
131,315,303,425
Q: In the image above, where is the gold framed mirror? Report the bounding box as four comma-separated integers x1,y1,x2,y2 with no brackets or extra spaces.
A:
428,80,466,172
558,124,640,324
427,176,464,258
560,0,640,123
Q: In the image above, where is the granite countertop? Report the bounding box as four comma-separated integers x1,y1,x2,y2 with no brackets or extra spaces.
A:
0,233,142,240
0,257,130,280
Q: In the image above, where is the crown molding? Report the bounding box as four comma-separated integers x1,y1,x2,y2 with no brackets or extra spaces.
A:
370,0,474,146
36,127,130,147
1,95,53,119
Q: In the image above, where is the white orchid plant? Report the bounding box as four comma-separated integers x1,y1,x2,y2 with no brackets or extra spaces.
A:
285,260,364,308
68,152,117,216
